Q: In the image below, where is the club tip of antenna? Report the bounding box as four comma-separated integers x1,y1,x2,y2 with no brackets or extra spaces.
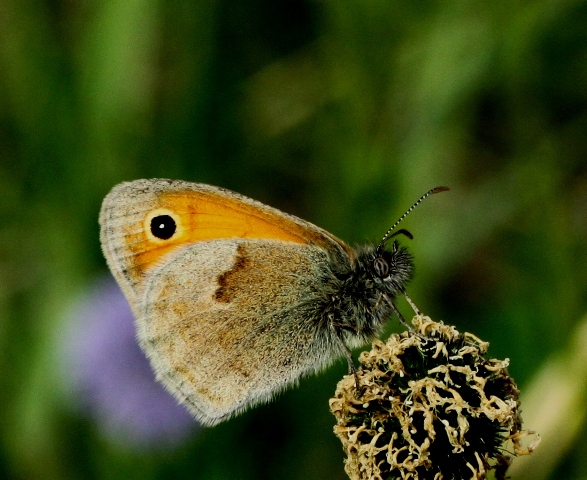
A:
431,186,450,194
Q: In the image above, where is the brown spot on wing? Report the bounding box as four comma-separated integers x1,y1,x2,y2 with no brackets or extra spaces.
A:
214,244,251,303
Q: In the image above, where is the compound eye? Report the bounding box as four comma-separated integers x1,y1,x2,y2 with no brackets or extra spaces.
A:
150,214,176,240
373,256,389,278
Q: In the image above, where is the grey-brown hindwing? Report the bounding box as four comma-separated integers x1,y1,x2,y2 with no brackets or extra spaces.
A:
138,238,339,425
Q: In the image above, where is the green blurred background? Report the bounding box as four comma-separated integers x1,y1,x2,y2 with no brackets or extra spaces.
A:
1,1,587,479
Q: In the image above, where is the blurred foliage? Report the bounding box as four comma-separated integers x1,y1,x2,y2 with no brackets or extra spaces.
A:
1,0,586,479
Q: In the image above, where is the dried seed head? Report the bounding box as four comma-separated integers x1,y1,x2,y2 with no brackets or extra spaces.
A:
330,315,539,480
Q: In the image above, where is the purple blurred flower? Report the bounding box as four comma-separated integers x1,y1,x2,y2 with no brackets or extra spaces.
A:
60,276,198,450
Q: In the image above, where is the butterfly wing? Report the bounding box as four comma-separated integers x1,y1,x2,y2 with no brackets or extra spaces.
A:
141,238,339,425
99,179,351,316
99,179,352,424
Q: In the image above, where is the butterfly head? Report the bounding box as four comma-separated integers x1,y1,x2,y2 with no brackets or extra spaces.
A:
354,241,413,298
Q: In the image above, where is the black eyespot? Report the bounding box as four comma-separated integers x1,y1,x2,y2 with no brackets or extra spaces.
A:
373,256,389,278
150,215,176,240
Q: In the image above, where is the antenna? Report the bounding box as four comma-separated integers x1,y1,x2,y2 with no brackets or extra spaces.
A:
377,186,449,250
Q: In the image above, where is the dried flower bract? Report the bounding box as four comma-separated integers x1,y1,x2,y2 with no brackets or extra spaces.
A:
330,315,539,480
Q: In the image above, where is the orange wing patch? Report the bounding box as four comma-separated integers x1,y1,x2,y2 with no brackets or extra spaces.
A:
123,189,314,281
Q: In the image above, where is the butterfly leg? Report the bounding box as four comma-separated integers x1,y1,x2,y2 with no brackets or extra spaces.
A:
403,292,421,315
383,294,415,332
328,314,362,395
399,292,430,340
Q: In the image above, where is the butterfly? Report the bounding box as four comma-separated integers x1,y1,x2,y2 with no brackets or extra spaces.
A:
100,179,448,425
